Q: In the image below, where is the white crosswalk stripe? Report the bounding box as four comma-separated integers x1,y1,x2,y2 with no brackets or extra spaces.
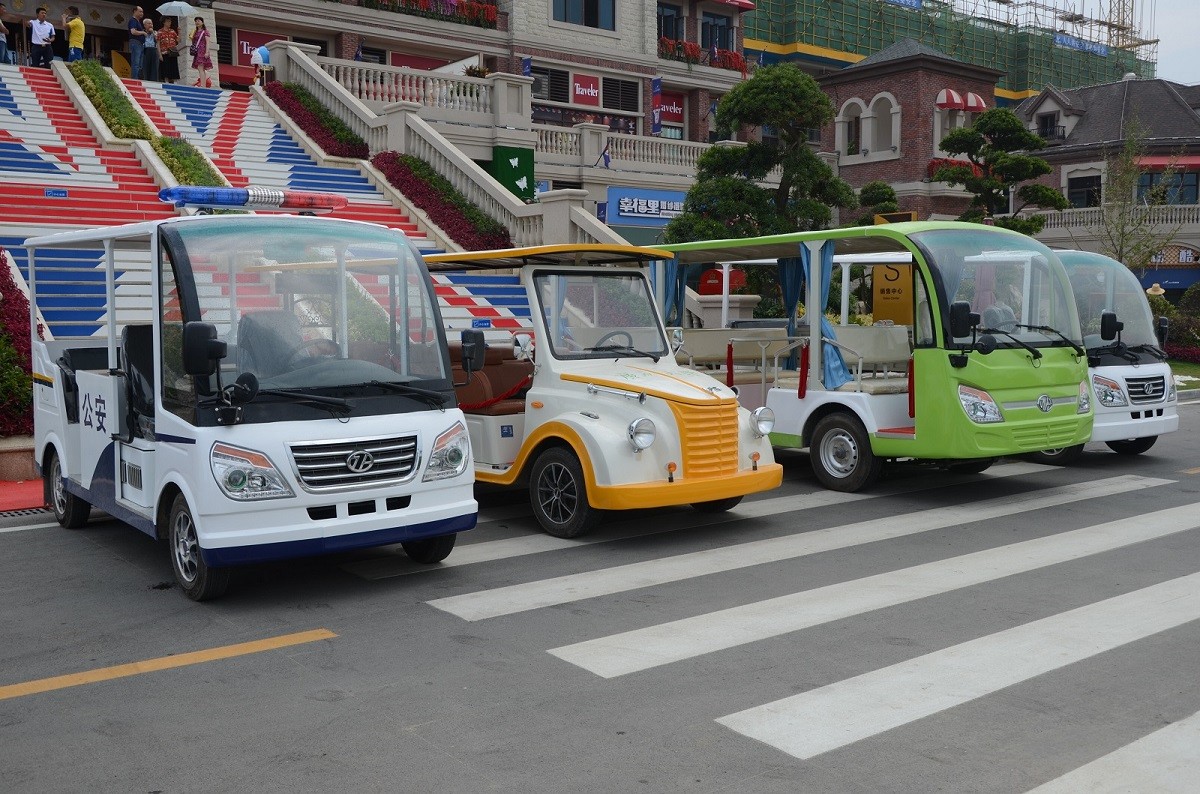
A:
550,494,1191,677
346,461,1050,580
428,474,1167,621
1026,708,1200,793
715,571,1200,759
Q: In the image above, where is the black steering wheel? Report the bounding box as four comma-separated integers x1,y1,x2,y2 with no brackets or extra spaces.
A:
592,330,633,348
286,338,340,367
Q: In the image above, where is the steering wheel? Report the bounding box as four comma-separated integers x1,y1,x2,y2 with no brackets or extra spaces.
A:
286,338,339,367
592,330,634,348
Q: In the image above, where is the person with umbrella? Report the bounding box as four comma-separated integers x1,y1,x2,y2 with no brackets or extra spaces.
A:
157,16,180,83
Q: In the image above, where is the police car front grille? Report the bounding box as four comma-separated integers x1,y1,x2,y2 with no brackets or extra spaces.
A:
289,435,419,491
1125,376,1166,405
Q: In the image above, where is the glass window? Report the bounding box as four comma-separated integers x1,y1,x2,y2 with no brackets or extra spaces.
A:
1057,252,1159,348
532,271,667,360
657,3,683,40
1067,175,1102,208
701,13,733,50
553,0,615,31
1137,172,1199,205
159,239,195,423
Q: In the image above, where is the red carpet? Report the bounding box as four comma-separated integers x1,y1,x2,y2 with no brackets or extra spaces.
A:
0,479,47,511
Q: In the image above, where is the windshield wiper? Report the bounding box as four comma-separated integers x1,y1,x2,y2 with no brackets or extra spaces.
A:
1092,342,1141,364
203,387,352,417
978,326,1042,360
586,344,661,363
1126,343,1168,361
1014,324,1086,357
364,380,448,408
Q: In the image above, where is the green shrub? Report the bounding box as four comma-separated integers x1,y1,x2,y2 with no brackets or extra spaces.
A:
69,60,153,140
152,136,224,186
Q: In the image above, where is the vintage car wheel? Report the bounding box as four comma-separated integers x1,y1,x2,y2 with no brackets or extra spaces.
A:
809,412,882,493
168,494,230,601
402,534,456,564
529,447,601,538
48,450,91,529
692,496,743,513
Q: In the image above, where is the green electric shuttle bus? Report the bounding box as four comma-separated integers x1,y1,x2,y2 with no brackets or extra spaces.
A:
664,222,1093,491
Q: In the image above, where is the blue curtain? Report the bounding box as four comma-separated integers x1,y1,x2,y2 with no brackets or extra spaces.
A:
778,255,804,367
661,257,689,326
662,257,680,325
801,241,852,390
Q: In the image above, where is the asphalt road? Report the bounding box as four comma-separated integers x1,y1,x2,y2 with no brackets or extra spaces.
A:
2,406,1200,792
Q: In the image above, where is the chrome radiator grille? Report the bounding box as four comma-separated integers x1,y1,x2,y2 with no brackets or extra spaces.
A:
289,435,419,491
1125,375,1166,405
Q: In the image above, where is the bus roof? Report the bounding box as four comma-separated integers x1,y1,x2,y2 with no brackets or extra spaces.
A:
662,221,1027,265
423,243,673,272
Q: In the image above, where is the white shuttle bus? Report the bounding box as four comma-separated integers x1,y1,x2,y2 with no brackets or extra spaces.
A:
28,188,477,600
1026,249,1178,463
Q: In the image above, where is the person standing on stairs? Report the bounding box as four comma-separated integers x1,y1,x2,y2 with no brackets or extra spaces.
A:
27,6,55,68
62,6,83,63
127,6,145,78
141,18,158,81
158,17,179,84
189,16,211,87
0,3,10,66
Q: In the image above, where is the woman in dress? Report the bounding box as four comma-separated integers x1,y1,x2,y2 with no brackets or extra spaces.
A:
190,16,211,87
158,16,179,84
141,18,160,82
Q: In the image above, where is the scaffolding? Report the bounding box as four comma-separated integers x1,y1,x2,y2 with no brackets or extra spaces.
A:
743,0,1159,95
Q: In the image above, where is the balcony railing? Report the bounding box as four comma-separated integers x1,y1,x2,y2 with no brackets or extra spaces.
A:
656,37,747,73
349,0,500,30
1038,124,1067,142
1030,204,1200,230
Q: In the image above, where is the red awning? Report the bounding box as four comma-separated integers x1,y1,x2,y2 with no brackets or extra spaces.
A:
936,88,965,110
716,0,756,10
1139,156,1200,168
965,92,987,112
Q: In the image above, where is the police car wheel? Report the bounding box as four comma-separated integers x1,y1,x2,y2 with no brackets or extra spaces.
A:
402,534,456,564
168,494,230,601
49,450,91,529
1106,436,1157,455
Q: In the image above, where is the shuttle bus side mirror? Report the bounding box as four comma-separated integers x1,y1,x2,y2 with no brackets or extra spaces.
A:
1100,310,1122,342
1157,316,1170,348
949,301,976,339
459,330,486,376
182,321,226,376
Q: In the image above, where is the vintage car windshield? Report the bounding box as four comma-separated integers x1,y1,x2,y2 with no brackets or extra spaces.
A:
532,270,668,360
163,217,447,391
912,227,1083,348
1056,251,1160,349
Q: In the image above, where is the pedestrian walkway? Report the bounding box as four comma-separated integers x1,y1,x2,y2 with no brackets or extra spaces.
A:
0,479,45,512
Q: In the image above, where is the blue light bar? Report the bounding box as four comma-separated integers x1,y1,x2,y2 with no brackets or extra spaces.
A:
158,186,348,213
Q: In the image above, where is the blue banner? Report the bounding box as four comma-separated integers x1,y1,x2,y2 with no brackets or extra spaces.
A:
883,0,922,10
521,56,532,77
651,77,662,137
1054,33,1109,57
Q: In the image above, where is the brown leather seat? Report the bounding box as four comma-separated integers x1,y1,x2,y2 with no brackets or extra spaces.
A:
449,342,532,415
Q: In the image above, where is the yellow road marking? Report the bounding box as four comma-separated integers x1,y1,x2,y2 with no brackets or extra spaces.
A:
1180,467,1200,475
0,628,336,701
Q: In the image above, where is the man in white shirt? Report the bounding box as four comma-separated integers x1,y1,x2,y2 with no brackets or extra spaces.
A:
28,6,55,68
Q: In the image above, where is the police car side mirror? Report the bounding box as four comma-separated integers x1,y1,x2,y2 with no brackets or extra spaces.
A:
182,321,226,376
1100,310,1122,342
1157,316,1170,348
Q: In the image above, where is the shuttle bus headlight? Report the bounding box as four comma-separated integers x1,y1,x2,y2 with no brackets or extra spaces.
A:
628,417,656,451
1091,374,1126,408
751,407,775,437
1078,380,1092,413
958,385,1004,424
423,421,470,482
210,442,294,501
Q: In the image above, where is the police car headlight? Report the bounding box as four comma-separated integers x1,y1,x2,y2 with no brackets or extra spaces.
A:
1169,377,1177,401
958,385,1004,424
210,442,294,500
423,421,470,481
1092,374,1126,408
751,407,775,438
628,417,656,451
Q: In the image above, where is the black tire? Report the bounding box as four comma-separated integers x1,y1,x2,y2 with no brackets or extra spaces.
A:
808,413,883,493
946,457,997,474
401,533,456,564
168,494,230,601
1106,436,1158,455
692,496,743,513
529,446,601,538
1025,444,1085,466
48,450,90,529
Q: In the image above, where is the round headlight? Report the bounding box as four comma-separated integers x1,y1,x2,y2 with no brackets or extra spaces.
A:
751,406,775,437
628,417,656,451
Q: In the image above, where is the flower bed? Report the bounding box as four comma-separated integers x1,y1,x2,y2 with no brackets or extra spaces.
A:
0,247,35,437
372,152,511,251
264,81,369,159
353,0,498,28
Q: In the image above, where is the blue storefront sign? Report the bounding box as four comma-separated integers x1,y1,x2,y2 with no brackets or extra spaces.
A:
606,186,686,228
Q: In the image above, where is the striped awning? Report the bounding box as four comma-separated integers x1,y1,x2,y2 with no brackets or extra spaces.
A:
935,88,965,110
715,0,756,9
965,92,988,112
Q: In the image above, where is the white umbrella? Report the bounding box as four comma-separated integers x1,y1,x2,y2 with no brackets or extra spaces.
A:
156,1,199,18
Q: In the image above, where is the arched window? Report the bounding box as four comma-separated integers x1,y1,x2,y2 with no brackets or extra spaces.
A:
836,99,867,156
869,93,898,154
